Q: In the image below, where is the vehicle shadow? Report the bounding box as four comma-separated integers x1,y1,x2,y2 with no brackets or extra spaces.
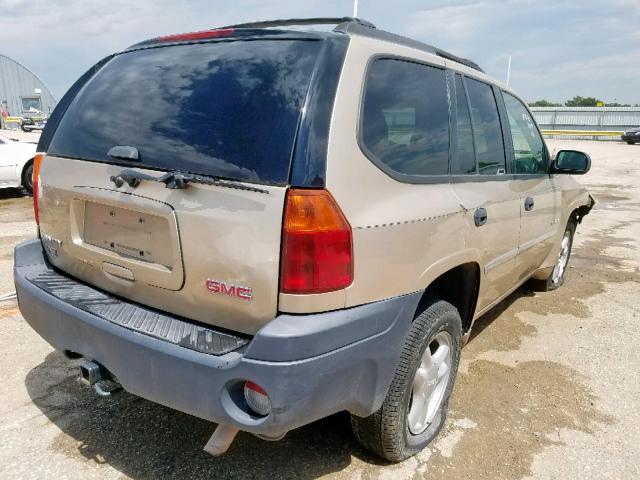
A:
467,284,536,343
25,351,385,479
0,188,28,200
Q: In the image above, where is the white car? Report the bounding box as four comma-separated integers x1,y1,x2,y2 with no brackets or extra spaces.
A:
0,134,36,193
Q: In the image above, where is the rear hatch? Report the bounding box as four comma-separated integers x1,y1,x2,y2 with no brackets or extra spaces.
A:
37,37,322,335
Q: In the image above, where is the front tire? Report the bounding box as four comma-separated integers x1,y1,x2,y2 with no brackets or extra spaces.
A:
351,300,462,462
530,220,576,291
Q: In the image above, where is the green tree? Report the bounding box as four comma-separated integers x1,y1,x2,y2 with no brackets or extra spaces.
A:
564,96,602,107
529,99,562,107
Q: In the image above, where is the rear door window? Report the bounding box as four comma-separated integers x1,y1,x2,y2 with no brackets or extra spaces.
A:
48,40,322,185
452,74,476,175
465,78,506,176
360,58,450,178
502,92,548,174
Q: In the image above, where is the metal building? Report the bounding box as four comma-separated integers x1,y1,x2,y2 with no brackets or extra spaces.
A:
0,54,57,117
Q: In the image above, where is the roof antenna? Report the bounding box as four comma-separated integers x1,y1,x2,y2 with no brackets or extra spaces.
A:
353,0,359,17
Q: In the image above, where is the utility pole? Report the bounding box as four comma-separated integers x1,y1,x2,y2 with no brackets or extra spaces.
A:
353,0,359,17
506,55,512,86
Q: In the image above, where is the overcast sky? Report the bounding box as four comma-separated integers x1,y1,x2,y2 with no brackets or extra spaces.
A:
1,0,639,104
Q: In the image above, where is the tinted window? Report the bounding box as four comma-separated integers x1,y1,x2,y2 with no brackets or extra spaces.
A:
452,75,476,175
361,59,449,177
465,78,506,175
39,56,114,152
48,40,321,185
502,92,547,174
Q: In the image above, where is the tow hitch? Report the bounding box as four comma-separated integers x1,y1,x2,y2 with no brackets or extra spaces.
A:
79,360,122,397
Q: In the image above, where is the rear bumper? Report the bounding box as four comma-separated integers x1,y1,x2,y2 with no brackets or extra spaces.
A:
15,239,420,437
621,134,639,142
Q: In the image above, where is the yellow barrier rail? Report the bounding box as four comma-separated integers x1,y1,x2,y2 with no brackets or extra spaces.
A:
541,130,624,137
3,117,22,127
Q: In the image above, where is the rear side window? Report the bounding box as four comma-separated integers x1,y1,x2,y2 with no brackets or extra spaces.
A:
451,75,476,175
502,92,548,174
48,40,322,185
465,78,506,176
360,59,449,178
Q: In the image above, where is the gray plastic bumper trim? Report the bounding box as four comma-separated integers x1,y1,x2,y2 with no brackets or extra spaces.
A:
15,239,421,435
26,269,248,356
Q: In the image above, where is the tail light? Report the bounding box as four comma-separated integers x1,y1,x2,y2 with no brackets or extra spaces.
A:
32,153,44,225
280,188,353,294
243,381,271,416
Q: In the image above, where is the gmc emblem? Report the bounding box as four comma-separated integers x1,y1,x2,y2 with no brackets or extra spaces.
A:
206,279,252,301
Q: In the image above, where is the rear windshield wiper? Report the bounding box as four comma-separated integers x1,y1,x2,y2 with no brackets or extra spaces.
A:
110,169,269,194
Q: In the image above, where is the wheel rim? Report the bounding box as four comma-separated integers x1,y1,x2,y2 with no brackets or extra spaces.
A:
407,331,453,435
551,231,571,284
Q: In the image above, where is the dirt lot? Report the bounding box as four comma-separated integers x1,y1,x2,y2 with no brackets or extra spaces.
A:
0,138,638,479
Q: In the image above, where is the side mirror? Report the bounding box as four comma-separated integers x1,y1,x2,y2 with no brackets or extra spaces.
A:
550,150,591,175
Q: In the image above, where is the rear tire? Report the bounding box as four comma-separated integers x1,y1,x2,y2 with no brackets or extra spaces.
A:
529,220,576,292
626,141,635,145
351,300,462,462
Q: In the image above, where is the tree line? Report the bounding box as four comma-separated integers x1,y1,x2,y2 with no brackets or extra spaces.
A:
529,96,640,107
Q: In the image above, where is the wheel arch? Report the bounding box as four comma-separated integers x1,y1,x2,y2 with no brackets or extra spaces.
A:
532,201,587,281
571,197,594,224
415,262,481,334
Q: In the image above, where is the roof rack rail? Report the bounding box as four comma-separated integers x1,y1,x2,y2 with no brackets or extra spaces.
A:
221,17,376,30
434,49,484,73
336,22,484,73
134,16,482,73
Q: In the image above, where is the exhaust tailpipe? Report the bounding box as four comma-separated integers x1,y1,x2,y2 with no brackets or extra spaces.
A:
203,425,240,456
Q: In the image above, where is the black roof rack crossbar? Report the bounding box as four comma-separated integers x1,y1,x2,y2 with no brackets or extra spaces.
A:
221,17,376,30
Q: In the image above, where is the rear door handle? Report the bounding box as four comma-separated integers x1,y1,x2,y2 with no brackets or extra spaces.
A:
474,207,488,227
524,197,535,211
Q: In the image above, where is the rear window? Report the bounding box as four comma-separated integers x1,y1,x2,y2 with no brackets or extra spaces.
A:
48,40,322,185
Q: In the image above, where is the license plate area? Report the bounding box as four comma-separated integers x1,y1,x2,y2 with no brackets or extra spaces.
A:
83,202,172,267
65,188,184,291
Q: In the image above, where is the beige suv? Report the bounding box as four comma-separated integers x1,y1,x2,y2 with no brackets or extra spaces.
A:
15,18,594,462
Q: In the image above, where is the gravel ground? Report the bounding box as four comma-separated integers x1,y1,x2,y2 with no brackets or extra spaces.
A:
0,138,638,479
